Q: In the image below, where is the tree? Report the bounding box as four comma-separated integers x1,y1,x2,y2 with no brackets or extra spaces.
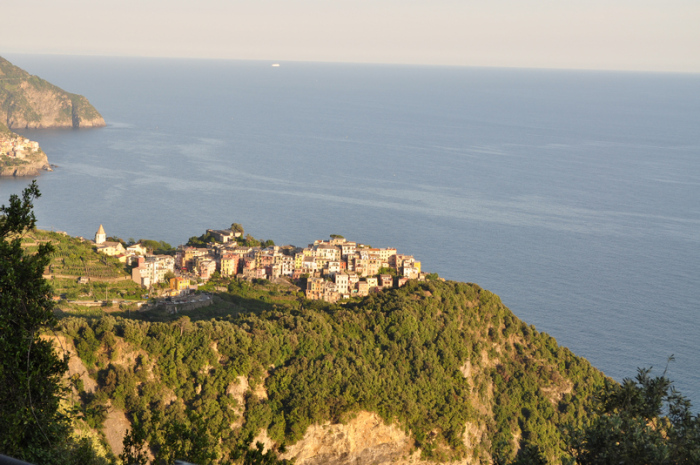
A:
377,267,397,277
186,234,214,248
0,181,68,460
139,239,175,255
241,234,261,247
0,183,104,464
566,361,700,464
232,433,293,465
120,420,149,465
230,223,244,235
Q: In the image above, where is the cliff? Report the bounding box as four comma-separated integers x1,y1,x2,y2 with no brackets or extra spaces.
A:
0,56,105,129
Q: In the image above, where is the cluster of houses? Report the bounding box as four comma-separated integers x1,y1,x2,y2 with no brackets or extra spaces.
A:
92,225,427,303
92,225,177,290
0,134,40,159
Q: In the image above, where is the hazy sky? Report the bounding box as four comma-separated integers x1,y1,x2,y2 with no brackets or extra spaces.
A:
3,0,699,72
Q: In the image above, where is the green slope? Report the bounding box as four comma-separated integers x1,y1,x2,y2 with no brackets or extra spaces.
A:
59,279,606,464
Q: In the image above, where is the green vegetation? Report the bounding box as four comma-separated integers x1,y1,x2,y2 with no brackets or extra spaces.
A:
187,228,274,248
54,278,607,464
138,239,176,255
0,155,30,168
377,266,397,276
55,277,699,465
18,229,144,309
566,363,700,464
187,232,216,247
0,182,106,464
4,185,697,464
30,230,126,278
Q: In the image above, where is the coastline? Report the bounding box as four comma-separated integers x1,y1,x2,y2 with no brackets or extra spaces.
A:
0,158,52,177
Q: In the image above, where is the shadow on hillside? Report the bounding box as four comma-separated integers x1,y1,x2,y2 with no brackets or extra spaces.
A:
109,290,305,323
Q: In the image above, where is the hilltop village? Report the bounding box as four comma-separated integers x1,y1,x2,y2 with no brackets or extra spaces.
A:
0,134,41,159
0,128,52,176
92,225,427,303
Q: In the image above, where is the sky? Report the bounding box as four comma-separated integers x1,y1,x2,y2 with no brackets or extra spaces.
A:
2,0,699,73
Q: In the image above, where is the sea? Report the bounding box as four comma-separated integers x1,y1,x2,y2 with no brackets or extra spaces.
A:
2,54,699,404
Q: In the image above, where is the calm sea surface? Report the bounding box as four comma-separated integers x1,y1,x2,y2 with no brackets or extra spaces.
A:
2,54,699,402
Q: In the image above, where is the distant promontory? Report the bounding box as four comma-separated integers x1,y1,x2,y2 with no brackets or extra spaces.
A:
0,56,105,129
0,56,105,176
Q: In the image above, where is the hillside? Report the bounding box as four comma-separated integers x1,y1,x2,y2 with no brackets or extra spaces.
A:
56,278,607,464
20,229,143,305
0,56,105,129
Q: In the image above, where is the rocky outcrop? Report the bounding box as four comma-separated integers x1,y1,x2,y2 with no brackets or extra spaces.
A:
102,403,131,456
280,412,415,465
0,156,51,177
43,334,97,394
254,411,482,465
0,56,105,129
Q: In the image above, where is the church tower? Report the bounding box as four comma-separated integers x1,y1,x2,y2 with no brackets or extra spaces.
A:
95,224,106,244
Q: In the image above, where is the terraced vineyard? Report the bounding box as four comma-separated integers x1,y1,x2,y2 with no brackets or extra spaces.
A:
22,230,143,303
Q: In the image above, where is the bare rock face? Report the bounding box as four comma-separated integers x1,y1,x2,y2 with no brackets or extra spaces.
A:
0,56,105,129
43,334,98,394
280,412,414,465
262,411,486,465
102,403,131,456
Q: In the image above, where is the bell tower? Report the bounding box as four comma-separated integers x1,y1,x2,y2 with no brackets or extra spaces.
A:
95,224,106,244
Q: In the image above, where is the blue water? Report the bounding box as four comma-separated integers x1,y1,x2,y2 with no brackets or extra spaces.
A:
2,54,699,403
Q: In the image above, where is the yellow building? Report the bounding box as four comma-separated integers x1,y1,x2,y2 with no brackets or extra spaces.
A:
170,277,190,291
220,254,240,278
95,241,125,257
379,248,397,262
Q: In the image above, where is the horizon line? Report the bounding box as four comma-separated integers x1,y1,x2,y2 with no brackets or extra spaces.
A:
3,51,699,76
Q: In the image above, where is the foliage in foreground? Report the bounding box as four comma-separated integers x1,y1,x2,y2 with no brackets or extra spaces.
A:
0,182,107,464
566,364,700,464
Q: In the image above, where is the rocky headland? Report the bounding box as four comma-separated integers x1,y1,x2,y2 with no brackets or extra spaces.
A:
1,56,105,129
0,56,104,176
